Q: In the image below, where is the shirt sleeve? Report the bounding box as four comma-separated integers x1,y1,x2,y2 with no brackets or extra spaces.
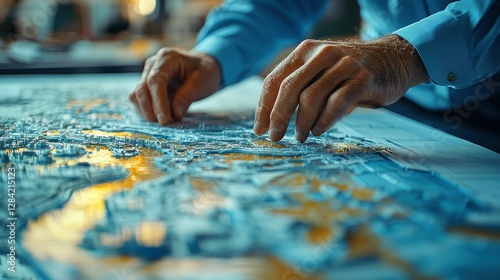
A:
193,0,329,87
394,0,500,89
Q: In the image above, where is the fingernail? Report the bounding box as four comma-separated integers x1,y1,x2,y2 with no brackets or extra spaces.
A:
254,121,262,135
295,129,307,143
156,113,164,125
311,127,322,136
269,128,281,142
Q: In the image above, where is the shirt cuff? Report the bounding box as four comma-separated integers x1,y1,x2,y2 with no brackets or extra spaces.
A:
394,10,476,89
193,36,243,88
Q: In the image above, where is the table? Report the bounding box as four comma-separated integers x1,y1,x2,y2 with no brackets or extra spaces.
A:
0,74,499,280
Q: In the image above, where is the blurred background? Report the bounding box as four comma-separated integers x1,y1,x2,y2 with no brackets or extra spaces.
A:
0,0,360,74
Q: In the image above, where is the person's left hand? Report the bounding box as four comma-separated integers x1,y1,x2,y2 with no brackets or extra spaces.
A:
129,48,221,125
253,35,429,142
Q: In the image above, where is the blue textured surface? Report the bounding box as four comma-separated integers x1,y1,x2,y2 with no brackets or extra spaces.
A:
0,77,499,280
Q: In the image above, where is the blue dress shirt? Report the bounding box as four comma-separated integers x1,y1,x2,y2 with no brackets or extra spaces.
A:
194,0,499,110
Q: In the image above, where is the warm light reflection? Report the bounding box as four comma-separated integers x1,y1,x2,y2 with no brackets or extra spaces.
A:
345,227,426,279
82,130,155,140
66,99,107,112
222,153,290,164
252,139,286,149
136,0,157,16
21,128,302,279
135,221,167,247
21,126,387,279
45,130,60,136
136,256,297,280
23,132,164,271
190,178,226,215
267,173,424,278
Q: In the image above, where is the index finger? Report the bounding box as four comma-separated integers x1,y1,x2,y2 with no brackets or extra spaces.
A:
254,51,303,137
130,56,157,122
146,49,186,125
269,45,344,142
147,67,171,125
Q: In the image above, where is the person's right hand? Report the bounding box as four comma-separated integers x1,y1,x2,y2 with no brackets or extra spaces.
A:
130,48,221,125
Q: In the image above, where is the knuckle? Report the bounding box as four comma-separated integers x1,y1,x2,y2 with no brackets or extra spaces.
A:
263,75,280,93
316,44,338,58
158,48,185,63
333,92,350,108
146,75,160,88
145,56,156,65
299,90,316,108
270,109,288,125
157,47,175,57
339,55,357,66
279,76,297,96
299,39,317,49
134,84,148,98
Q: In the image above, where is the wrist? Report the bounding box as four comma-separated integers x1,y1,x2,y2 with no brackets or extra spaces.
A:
361,34,429,95
199,53,222,89
386,35,429,87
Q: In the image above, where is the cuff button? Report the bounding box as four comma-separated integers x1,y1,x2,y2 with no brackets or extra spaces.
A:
447,73,456,82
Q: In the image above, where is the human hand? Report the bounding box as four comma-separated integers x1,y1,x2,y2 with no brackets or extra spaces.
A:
130,48,221,125
253,35,429,142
